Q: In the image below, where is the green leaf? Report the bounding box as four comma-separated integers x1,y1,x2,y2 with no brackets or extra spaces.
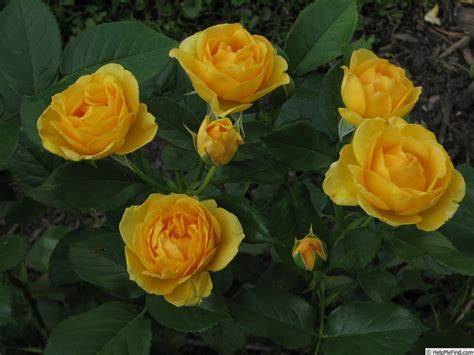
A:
275,73,322,128
0,72,22,119
396,267,431,292
200,320,247,355
230,287,316,349
0,0,61,94
45,302,151,355
358,270,400,303
231,253,267,284
390,227,474,276
69,230,143,298
0,234,28,271
0,119,20,169
213,195,271,243
26,225,70,273
62,21,176,83
214,158,286,185
32,160,150,212
329,228,382,270
263,120,336,171
161,144,200,171
325,302,427,355
7,136,62,192
319,64,344,140
151,96,201,150
49,229,90,286
146,294,230,332
285,0,358,76
257,263,306,292
0,197,44,225
270,182,328,249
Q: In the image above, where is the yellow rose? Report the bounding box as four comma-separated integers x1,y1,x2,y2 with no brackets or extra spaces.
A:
292,235,327,271
339,49,422,125
323,117,465,231
119,193,245,307
169,23,290,117
196,116,243,166
37,64,158,161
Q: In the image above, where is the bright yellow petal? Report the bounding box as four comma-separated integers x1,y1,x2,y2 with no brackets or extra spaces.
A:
357,195,422,227
115,104,158,154
96,63,140,113
350,49,378,70
240,56,290,103
119,193,167,248
364,89,392,118
206,207,244,272
125,247,186,295
352,118,386,166
338,108,363,126
322,144,359,206
417,169,466,231
164,271,212,307
392,86,422,118
37,107,71,159
169,49,219,101
341,67,366,115
177,32,200,54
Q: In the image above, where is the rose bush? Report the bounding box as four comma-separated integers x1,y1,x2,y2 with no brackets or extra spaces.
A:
0,0,472,354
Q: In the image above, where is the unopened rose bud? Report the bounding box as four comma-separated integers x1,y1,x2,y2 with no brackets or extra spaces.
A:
196,116,243,166
292,235,327,271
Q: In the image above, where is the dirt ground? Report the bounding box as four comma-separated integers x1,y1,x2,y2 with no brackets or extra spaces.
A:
362,1,474,165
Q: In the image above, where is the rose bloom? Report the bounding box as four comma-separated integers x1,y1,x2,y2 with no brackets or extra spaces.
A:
323,117,465,231
292,235,327,271
37,64,157,160
196,116,243,165
339,49,422,125
169,23,290,117
120,193,244,307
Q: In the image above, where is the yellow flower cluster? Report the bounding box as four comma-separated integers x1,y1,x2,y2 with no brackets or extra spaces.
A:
36,23,289,307
324,50,465,231
35,24,465,306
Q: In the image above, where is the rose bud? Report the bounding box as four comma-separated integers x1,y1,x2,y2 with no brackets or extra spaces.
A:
292,235,327,271
196,116,243,166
